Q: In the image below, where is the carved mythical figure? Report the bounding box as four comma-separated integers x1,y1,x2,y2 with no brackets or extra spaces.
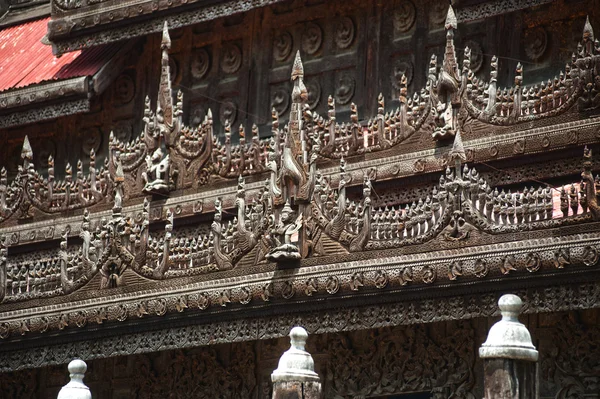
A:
266,200,303,262
581,146,600,219
142,147,172,194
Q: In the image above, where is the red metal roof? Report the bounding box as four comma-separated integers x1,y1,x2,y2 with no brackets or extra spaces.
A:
0,17,118,93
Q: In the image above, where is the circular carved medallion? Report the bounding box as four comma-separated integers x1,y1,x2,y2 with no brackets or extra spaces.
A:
392,60,414,89
191,48,210,80
219,99,237,126
393,0,416,33
113,121,133,143
422,265,436,284
190,103,205,127
326,276,340,294
335,17,355,49
374,270,388,289
114,74,135,104
335,73,356,105
305,79,321,110
524,27,548,61
273,31,293,62
271,88,290,116
82,127,102,156
36,140,56,168
302,22,323,55
221,43,242,74
430,1,448,25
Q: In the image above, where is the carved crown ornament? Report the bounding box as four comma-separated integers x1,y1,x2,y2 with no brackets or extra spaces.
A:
1,10,600,339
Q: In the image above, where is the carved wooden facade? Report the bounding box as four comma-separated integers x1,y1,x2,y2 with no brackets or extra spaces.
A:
1,0,600,397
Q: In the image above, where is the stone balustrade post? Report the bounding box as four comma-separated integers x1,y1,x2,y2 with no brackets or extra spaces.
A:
271,326,321,399
479,294,539,399
57,359,91,399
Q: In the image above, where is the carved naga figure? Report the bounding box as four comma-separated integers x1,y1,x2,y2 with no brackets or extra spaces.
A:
234,176,258,253
325,158,348,240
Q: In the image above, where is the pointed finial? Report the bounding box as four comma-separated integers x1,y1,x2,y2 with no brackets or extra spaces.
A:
584,15,594,42
161,21,172,50
445,5,458,30
21,136,33,160
291,50,304,81
448,129,466,163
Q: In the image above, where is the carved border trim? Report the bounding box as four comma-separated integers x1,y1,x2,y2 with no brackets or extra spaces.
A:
0,231,599,337
456,0,554,22
1,114,597,242
1,278,598,373
0,77,88,111
0,98,90,129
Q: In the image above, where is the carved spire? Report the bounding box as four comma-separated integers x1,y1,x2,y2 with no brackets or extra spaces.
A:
444,4,458,30
161,21,172,51
21,136,33,161
291,50,304,81
584,15,594,42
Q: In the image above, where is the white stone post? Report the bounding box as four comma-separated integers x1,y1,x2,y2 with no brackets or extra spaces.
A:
271,326,321,399
57,359,91,399
479,294,539,399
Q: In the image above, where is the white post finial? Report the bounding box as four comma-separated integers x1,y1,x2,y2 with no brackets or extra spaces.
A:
57,359,92,399
271,326,321,399
479,294,538,361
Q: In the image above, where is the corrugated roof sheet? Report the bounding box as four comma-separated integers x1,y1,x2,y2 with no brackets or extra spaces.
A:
0,17,119,93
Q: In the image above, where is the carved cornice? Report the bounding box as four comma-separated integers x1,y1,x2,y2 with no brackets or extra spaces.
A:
0,229,599,338
48,0,289,54
46,0,555,55
0,98,90,129
0,77,87,111
0,277,598,372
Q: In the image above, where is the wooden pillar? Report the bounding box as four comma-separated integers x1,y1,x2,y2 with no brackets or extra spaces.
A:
271,326,321,399
479,294,539,399
57,359,91,399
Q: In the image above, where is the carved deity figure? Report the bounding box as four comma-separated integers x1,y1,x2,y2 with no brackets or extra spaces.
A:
266,200,303,262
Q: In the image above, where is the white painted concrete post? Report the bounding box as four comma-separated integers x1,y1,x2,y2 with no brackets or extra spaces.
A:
57,359,91,399
479,294,539,399
271,326,321,399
